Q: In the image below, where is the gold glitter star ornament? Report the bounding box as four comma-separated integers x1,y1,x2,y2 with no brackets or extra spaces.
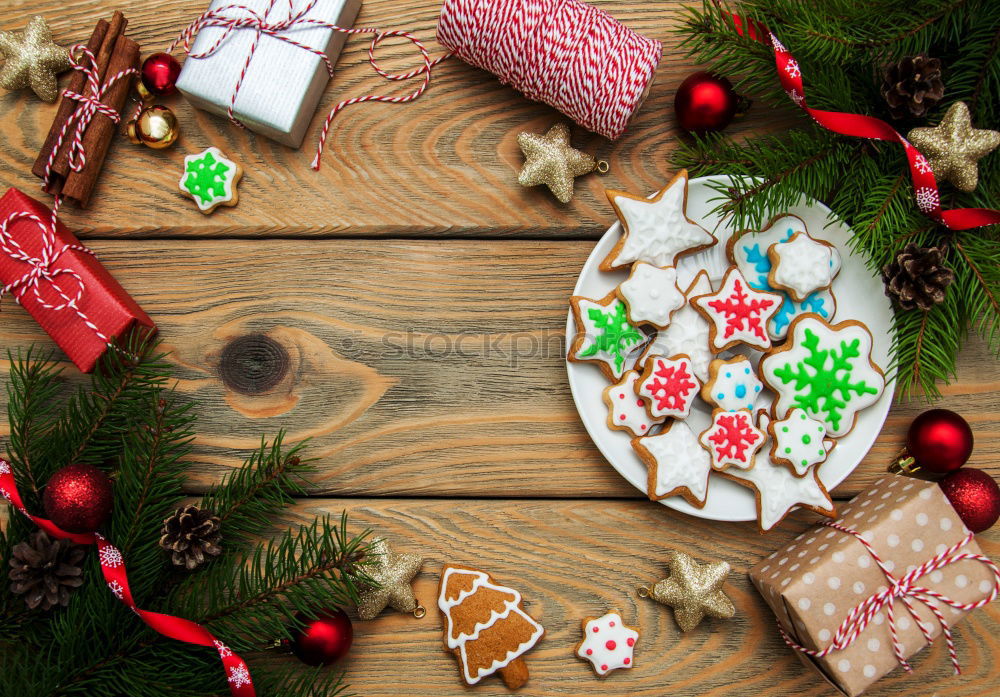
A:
0,16,70,102
907,101,1000,192
355,538,425,620
639,551,735,632
517,122,603,203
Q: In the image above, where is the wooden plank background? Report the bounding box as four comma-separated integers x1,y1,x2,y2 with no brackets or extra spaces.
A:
1,1,998,696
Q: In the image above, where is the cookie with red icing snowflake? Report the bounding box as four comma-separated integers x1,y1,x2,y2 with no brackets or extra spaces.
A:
693,267,782,352
698,409,765,472
635,354,700,419
602,370,664,437
576,611,639,677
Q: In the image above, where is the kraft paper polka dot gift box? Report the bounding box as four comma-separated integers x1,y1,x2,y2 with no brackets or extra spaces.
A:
749,476,997,697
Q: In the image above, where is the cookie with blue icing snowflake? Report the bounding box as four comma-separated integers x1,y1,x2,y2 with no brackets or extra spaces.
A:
768,231,842,302
701,356,763,412
179,147,242,214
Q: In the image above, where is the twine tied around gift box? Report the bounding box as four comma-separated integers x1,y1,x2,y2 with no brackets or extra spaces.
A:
779,521,1000,675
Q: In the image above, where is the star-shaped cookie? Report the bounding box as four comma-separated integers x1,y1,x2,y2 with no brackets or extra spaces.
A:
356,538,424,620
640,270,713,381
517,122,595,203
908,101,1000,192
768,232,841,302
0,16,70,102
601,170,716,271
693,267,782,352
632,421,712,508
645,551,735,632
576,611,639,677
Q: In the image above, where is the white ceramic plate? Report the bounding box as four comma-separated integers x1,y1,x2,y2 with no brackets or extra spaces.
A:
565,175,894,522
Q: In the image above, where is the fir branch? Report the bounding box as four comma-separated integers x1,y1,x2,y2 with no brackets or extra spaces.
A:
5,348,63,501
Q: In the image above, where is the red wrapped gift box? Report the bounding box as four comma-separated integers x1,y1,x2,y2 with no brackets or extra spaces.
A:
0,188,156,372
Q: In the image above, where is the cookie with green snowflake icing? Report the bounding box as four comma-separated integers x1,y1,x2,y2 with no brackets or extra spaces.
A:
760,315,885,438
179,147,242,214
569,290,646,381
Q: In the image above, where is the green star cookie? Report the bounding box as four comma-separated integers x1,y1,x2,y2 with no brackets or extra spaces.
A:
179,147,242,214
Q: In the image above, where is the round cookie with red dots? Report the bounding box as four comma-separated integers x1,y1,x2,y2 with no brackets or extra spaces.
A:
575,611,639,677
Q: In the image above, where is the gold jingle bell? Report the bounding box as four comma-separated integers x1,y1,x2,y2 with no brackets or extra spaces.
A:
127,105,179,149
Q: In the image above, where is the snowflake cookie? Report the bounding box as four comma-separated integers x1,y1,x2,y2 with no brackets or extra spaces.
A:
767,408,835,476
727,214,837,341
699,409,765,472
576,611,639,677
603,370,664,436
569,291,646,381
617,262,684,328
760,316,885,437
693,267,782,352
632,420,712,508
179,147,242,214
767,231,842,302
600,170,716,271
635,354,700,419
639,271,713,381
702,356,763,412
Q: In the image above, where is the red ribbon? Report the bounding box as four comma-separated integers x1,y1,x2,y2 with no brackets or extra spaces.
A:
725,13,1000,231
0,459,256,696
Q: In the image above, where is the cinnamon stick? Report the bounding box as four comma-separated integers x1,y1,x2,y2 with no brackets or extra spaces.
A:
62,35,140,208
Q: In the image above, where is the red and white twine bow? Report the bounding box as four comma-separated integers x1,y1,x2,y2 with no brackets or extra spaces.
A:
168,0,450,169
724,12,1000,231
0,459,256,696
779,521,1000,676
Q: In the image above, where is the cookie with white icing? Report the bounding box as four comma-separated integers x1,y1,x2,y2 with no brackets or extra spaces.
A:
178,147,242,214
600,169,716,271
767,408,835,477
632,420,712,508
616,262,684,328
603,370,665,436
767,231,842,302
692,267,782,352
760,315,885,437
639,271,713,381
635,354,700,419
702,356,764,412
569,290,646,381
575,611,639,677
698,409,765,472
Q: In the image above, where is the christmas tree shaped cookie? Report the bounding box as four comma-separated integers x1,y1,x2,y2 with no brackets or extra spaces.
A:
438,565,544,689
179,147,242,214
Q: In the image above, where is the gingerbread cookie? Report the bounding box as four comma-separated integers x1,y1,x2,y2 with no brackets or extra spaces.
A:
576,611,638,677
632,421,712,508
603,370,665,436
760,315,885,437
768,408,835,476
767,231,842,302
639,271,714,381
569,290,646,381
616,262,684,328
727,214,837,341
701,356,763,412
693,267,782,352
179,147,242,214
438,565,544,689
698,409,765,472
600,170,716,271
635,354,700,419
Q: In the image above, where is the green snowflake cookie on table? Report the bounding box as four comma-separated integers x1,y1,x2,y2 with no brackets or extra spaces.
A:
569,290,645,381
178,147,242,214
760,315,885,438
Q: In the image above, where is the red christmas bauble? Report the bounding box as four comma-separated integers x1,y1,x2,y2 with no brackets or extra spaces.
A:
674,71,739,134
140,53,181,96
907,409,973,475
291,609,353,666
42,463,113,533
939,468,1000,533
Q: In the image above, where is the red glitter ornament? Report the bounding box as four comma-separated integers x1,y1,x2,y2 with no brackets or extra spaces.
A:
939,468,1000,533
291,609,353,666
140,53,181,97
674,71,741,134
904,409,974,475
42,463,113,533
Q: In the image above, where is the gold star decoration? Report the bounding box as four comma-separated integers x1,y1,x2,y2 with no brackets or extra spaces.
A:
517,122,598,203
0,16,70,103
355,538,424,620
907,101,1000,192
640,551,735,632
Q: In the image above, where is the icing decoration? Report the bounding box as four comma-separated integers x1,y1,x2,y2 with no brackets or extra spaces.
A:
693,267,781,351
601,170,716,270
702,356,763,412
698,409,764,471
575,612,639,676
760,316,885,437
640,271,713,381
769,408,829,476
617,262,684,328
768,231,842,302
178,147,241,213
632,421,712,507
603,370,664,436
636,355,700,419
570,291,646,380
438,565,544,686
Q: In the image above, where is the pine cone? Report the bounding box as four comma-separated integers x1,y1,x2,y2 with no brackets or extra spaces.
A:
159,505,222,571
881,55,944,120
8,530,86,610
882,243,955,311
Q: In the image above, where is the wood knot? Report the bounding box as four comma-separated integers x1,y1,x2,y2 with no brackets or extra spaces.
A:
219,334,289,395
